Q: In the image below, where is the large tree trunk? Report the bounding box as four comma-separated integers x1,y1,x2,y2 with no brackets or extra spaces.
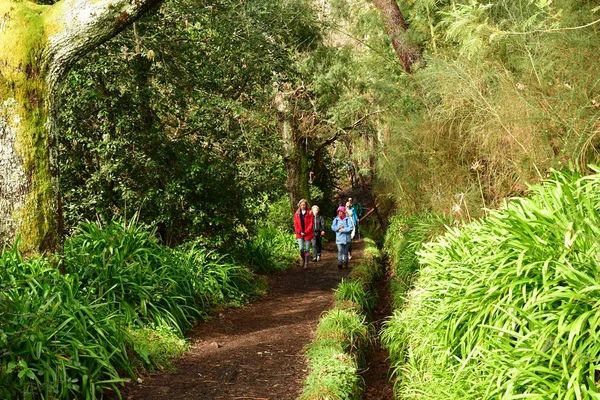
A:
283,134,310,212
372,0,421,73
0,0,161,254
274,86,311,212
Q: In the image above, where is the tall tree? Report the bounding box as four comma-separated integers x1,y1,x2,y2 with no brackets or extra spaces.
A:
0,0,161,253
372,0,420,73
274,85,312,210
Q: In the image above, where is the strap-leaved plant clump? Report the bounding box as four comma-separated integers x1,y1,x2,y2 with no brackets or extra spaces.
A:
384,169,600,399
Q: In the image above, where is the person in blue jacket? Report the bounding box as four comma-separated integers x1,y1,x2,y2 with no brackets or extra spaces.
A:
331,206,354,269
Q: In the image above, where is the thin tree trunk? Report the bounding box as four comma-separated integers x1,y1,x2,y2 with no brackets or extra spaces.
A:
372,0,421,73
358,173,385,229
0,0,162,254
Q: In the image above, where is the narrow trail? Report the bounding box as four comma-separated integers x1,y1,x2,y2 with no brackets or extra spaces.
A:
362,269,394,399
116,241,364,400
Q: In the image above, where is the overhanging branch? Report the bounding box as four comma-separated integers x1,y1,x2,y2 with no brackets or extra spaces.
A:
315,110,384,152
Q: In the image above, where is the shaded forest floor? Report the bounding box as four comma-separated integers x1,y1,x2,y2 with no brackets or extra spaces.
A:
115,240,362,399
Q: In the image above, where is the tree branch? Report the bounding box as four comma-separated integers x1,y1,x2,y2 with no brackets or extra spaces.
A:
315,110,384,151
44,0,164,85
503,17,600,35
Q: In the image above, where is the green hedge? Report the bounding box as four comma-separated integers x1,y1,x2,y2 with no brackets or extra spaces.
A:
382,170,600,399
382,213,451,308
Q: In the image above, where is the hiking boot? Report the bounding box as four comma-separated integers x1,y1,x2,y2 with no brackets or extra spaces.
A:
316,255,321,261
337,262,343,269
343,261,348,269
348,253,352,260
312,257,317,262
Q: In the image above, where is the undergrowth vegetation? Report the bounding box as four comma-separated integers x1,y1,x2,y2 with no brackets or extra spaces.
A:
382,170,600,399
382,213,451,308
300,238,382,400
236,225,298,272
64,220,260,333
0,218,292,399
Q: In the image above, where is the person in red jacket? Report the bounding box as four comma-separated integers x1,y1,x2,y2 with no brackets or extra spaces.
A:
294,199,314,269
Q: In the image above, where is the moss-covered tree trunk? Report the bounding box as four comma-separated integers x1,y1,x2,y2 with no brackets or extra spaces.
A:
274,87,311,212
0,0,161,254
284,134,311,211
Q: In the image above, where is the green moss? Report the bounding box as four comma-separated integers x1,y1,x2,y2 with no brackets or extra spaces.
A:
16,102,56,254
0,2,49,71
19,107,55,254
0,1,57,254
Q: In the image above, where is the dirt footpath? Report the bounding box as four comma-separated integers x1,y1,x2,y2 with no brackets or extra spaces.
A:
116,241,362,400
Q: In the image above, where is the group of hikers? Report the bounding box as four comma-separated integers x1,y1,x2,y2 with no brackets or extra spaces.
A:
293,197,363,269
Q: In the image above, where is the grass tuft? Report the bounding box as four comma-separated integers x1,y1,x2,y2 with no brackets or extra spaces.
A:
300,239,382,399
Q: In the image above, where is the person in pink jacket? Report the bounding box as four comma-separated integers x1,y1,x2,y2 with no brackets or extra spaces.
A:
293,199,314,269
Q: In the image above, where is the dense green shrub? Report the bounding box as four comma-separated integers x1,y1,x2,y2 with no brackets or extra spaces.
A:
383,170,600,399
235,225,297,272
383,213,451,308
64,219,260,333
334,280,373,314
333,239,383,314
0,247,132,399
0,219,267,399
58,0,322,245
313,309,370,350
